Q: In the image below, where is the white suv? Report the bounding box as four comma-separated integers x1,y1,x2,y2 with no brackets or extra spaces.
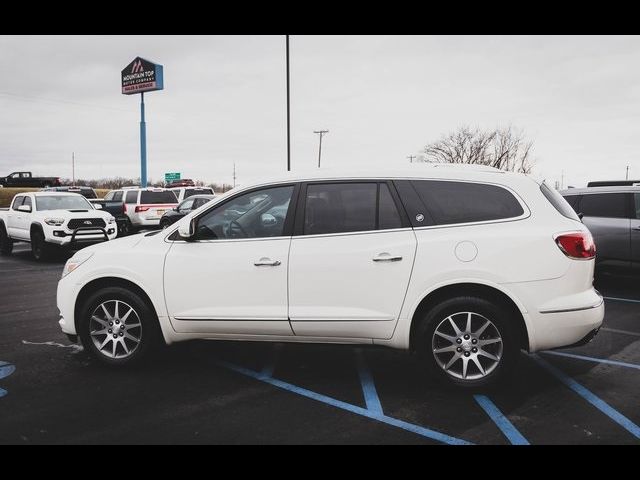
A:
57,167,604,387
170,186,215,203
122,188,178,228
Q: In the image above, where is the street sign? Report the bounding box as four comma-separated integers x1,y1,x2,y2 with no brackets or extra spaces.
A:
121,57,164,95
165,172,181,183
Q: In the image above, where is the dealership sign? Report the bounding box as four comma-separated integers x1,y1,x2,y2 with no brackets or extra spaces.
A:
121,57,164,95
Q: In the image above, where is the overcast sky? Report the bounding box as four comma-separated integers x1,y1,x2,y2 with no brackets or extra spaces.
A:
1,35,639,187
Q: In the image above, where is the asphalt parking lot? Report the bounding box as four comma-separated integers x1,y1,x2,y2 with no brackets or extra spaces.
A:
1,243,639,444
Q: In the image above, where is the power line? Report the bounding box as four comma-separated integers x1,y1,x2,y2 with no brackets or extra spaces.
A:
314,130,329,168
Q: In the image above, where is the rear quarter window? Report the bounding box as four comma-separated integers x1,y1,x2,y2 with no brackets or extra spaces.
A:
410,180,525,225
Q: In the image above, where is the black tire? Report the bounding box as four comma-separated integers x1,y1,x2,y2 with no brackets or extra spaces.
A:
78,286,162,366
0,223,13,256
415,296,519,389
117,219,132,237
30,227,52,261
160,219,170,230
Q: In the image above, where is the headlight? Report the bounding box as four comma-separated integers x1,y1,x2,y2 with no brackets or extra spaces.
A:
107,216,116,224
61,253,94,278
44,218,65,226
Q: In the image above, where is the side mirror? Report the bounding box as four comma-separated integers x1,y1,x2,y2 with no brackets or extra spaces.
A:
17,204,32,213
93,203,103,210
261,213,277,227
177,217,197,240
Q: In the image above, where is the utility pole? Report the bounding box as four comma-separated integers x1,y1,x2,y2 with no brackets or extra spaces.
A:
561,170,564,189
72,152,75,186
233,162,236,188
626,165,630,180
286,35,291,172
314,130,329,168
407,155,416,163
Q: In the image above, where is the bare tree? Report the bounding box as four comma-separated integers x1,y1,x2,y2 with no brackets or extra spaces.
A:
422,125,534,173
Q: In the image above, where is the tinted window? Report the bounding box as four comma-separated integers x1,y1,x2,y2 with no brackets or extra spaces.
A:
112,191,123,202
193,197,212,209
411,180,524,225
579,193,630,219
635,194,640,219
22,197,32,208
125,191,138,204
379,183,402,230
195,186,294,240
304,183,377,235
184,188,213,198
140,191,178,204
104,191,114,201
540,183,580,221
11,196,24,209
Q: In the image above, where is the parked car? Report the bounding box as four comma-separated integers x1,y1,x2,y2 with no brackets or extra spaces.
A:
88,190,130,236
0,192,117,260
0,171,61,188
57,167,603,388
561,186,640,274
169,186,215,202
166,178,195,188
42,186,98,199
121,187,179,230
160,194,215,229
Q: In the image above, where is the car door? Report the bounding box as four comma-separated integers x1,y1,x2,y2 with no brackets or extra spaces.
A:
5,195,24,237
288,181,417,339
632,193,640,272
164,183,297,335
15,196,33,238
578,192,632,271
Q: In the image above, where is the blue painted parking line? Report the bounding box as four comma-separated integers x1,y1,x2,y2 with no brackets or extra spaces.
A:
473,395,529,445
603,296,640,304
355,350,384,414
0,361,16,398
542,350,640,371
602,327,640,338
532,354,640,439
259,344,282,379
218,360,473,445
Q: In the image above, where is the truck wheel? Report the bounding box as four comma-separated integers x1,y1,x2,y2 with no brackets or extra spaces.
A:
30,228,52,261
415,296,519,389
78,287,162,366
118,219,132,237
0,223,13,255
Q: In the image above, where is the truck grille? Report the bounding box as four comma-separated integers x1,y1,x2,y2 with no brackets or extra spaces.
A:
67,218,106,229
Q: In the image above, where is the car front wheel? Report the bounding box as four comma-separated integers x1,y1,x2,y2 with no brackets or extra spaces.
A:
78,287,161,366
416,296,519,389
31,228,52,261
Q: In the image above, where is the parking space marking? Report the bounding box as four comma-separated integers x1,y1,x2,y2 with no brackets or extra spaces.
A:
218,360,473,445
355,350,383,415
22,340,84,353
603,296,640,304
259,344,283,379
0,361,16,398
532,354,640,439
542,350,640,371
473,395,529,445
602,327,640,338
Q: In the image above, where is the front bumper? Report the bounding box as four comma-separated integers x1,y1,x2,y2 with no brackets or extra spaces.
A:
48,226,117,246
57,274,80,335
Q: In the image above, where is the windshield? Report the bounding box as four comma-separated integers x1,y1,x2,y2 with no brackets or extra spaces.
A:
140,191,178,204
184,188,214,198
36,195,93,211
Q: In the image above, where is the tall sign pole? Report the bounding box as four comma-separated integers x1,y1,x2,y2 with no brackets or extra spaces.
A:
122,57,164,188
140,92,147,187
286,35,291,172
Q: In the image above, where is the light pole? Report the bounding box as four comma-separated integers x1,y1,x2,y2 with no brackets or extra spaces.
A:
314,130,329,168
407,155,416,163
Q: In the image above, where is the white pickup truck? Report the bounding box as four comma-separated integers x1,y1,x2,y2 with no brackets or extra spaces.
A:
0,191,117,260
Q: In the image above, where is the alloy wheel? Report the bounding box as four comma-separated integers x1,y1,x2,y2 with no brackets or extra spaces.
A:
89,300,142,359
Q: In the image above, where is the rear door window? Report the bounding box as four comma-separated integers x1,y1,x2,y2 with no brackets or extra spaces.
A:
112,191,124,202
579,193,630,219
125,191,138,204
410,180,524,225
378,183,403,230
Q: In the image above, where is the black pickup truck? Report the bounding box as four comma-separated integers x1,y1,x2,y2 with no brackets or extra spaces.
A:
0,171,61,188
89,196,131,237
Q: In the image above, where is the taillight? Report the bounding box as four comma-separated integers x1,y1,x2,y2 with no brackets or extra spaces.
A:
135,206,150,213
122,203,126,214
554,231,596,259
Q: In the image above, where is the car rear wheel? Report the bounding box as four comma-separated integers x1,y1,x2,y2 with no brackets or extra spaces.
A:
78,287,161,366
416,296,519,389
0,224,13,255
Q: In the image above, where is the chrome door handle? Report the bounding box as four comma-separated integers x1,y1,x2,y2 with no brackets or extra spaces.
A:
254,258,281,267
372,253,403,262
